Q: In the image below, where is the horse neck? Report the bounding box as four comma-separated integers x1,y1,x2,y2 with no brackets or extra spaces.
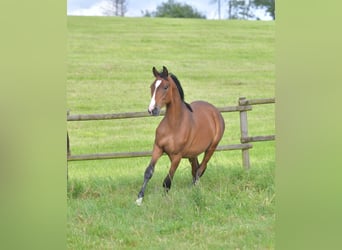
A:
165,86,187,127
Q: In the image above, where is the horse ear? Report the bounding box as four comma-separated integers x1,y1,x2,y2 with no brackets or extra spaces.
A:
152,67,159,77
162,66,168,77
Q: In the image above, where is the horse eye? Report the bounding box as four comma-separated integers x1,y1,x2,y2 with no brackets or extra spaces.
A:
164,85,169,90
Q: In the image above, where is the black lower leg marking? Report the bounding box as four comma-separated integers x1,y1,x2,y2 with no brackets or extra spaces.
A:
163,174,172,192
144,163,154,180
137,163,155,199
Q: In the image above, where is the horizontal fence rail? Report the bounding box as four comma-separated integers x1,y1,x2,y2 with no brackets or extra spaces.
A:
67,144,254,161
239,97,275,106
241,135,276,143
67,97,275,169
67,105,252,122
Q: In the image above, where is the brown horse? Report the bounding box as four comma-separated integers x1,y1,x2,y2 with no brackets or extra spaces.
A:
136,66,225,205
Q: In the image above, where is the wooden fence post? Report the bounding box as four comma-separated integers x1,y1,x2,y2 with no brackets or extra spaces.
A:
67,110,70,180
239,97,250,169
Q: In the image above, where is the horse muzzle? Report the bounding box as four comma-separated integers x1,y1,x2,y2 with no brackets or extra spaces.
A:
148,107,160,116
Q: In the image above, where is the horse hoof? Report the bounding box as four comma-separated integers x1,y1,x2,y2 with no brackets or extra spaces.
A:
136,197,143,206
193,179,200,186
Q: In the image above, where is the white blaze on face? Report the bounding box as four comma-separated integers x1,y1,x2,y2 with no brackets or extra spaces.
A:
148,80,162,113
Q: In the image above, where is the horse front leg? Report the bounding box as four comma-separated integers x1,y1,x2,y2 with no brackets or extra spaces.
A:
163,155,182,192
136,144,163,206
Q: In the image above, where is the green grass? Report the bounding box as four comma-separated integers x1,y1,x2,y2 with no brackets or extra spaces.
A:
67,17,275,249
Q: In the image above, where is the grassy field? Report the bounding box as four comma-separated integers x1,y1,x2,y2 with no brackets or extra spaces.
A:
67,16,275,249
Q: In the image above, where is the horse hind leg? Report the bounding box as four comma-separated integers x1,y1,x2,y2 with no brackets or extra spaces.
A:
196,143,219,181
196,115,225,182
189,157,200,184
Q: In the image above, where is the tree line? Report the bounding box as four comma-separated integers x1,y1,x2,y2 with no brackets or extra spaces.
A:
103,0,275,20
222,0,275,20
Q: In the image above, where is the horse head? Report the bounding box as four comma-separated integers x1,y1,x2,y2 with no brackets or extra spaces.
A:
148,66,173,116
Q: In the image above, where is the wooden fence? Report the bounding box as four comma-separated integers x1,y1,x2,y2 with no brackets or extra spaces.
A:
67,97,275,169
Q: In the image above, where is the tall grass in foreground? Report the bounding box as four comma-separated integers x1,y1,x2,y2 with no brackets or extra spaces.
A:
68,154,274,249
67,17,275,249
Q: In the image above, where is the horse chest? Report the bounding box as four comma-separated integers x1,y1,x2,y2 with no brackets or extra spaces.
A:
156,127,188,154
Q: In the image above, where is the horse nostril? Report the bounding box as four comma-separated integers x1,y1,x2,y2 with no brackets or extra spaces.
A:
152,107,160,116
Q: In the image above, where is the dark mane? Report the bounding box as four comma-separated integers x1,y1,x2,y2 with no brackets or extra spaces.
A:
170,73,193,112
170,74,184,101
